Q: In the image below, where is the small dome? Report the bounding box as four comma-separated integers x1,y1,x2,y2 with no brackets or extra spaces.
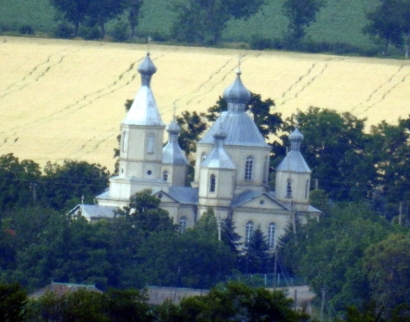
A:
223,71,251,105
213,122,227,140
289,128,304,141
167,120,181,133
137,53,157,76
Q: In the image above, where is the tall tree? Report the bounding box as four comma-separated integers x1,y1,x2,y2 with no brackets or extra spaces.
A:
86,0,125,38
124,0,144,39
283,0,326,43
363,0,403,55
171,0,265,45
363,234,410,318
176,111,208,158
50,0,90,36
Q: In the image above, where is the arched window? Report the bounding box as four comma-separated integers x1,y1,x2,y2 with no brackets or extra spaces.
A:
245,221,253,245
245,156,253,181
163,170,168,182
263,156,268,183
286,178,292,198
179,217,187,233
201,153,207,162
122,131,128,152
147,134,155,154
305,179,310,199
268,223,276,249
210,174,216,192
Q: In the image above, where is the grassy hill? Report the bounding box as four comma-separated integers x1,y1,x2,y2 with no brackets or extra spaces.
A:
1,36,409,172
0,0,386,54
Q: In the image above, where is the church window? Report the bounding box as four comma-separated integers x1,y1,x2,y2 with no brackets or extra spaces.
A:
163,170,168,182
268,223,276,249
201,153,207,162
245,156,253,181
122,131,128,152
263,156,268,183
147,170,152,175
147,134,155,154
179,217,187,233
305,180,310,199
286,178,292,198
210,174,216,192
245,221,253,245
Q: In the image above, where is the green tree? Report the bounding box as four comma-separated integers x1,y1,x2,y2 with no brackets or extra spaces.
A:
171,0,265,45
124,0,143,39
238,227,270,274
50,0,90,36
282,107,375,201
176,110,208,158
171,281,307,321
363,234,410,318
42,160,109,211
0,154,41,210
0,283,27,322
86,0,125,38
283,0,326,43
280,202,394,311
363,0,403,55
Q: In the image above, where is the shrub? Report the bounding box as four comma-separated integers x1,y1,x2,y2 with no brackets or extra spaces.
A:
112,21,129,42
79,26,102,40
53,22,75,39
250,34,272,50
19,25,34,35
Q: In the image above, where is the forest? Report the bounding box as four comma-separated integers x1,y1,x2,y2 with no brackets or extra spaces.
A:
1,0,410,57
1,93,410,319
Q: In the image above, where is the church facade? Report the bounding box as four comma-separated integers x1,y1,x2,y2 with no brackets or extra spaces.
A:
80,53,320,249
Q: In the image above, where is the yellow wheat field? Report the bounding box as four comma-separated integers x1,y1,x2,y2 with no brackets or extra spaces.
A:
1,36,409,172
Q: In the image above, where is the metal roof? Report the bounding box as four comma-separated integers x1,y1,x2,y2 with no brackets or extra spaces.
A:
122,54,164,126
223,71,251,106
276,128,311,173
167,187,199,204
122,86,164,126
230,190,289,209
162,124,189,165
201,133,236,169
199,111,269,148
276,150,311,173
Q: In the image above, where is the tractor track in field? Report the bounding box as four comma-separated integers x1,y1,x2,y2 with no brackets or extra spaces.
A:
74,134,112,159
0,48,76,100
356,65,410,115
0,54,168,137
278,58,335,106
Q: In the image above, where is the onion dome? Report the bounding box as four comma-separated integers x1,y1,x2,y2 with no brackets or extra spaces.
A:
166,119,181,134
289,128,304,151
138,53,157,86
163,119,188,166
223,71,251,111
202,122,235,170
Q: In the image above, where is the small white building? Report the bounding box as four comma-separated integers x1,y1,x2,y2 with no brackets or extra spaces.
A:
85,53,320,249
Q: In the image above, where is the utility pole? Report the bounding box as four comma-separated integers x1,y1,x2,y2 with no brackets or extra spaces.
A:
273,248,278,289
320,287,326,321
399,202,403,226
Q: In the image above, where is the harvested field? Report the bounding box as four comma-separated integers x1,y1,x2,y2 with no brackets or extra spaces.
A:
1,37,409,171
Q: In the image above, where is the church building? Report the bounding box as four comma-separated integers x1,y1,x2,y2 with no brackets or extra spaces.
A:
77,53,321,248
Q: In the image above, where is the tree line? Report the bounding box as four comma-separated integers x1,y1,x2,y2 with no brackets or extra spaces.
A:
47,0,410,57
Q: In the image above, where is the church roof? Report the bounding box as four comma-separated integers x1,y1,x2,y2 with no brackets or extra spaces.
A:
201,123,236,169
199,111,269,147
199,71,269,148
230,190,289,210
122,54,164,126
167,187,199,204
276,150,311,173
163,120,189,165
276,128,311,173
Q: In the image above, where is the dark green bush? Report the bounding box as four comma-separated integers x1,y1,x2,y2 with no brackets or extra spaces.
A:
250,34,272,50
19,25,34,35
79,26,102,40
112,21,129,42
53,22,75,39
